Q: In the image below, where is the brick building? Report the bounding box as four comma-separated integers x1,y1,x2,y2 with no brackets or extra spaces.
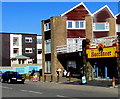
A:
42,2,119,78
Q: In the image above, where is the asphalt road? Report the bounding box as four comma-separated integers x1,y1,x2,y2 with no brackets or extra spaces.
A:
1,81,119,98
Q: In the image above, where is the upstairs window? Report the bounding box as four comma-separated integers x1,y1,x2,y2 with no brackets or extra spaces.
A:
37,39,42,44
93,23,109,31
67,21,85,29
13,37,19,46
116,24,120,32
44,23,51,31
25,37,32,43
68,21,73,28
25,48,33,53
38,49,42,54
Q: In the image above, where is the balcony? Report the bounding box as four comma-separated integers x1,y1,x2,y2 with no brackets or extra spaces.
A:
90,35,118,48
56,44,83,54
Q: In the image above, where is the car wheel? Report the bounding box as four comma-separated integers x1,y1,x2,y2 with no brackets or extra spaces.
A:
21,81,24,84
8,79,11,84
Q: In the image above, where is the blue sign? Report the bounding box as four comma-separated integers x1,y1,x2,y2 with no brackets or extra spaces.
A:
28,66,41,72
2,69,15,73
2,65,42,74
82,76,87,84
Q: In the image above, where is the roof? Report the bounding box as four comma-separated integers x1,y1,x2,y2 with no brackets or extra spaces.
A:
92,5,115,18
0,32,37,35
61,2,92,16
13,55,30,59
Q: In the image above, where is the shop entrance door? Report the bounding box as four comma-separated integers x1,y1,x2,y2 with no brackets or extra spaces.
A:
94,62,109,79
98,64,105,78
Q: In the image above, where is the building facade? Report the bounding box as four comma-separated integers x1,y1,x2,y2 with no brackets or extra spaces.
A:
42,2,119,79
0,33,42,67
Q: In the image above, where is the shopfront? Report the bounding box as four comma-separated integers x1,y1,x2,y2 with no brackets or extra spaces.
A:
86,46,118,79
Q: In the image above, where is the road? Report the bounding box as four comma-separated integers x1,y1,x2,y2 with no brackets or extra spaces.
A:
1,81,119,98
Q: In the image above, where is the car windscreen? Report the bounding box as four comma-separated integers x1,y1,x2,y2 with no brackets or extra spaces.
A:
9,72,19,75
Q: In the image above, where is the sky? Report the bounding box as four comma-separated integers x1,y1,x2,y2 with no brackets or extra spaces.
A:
1,2,119,35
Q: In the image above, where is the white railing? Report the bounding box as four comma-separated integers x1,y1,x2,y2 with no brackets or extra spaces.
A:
56,44,82,54
90,35,118,48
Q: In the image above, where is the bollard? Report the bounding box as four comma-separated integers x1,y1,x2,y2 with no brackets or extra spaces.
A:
69,74,71,81
57,75,59,82
112,77,115,88
39,75,41,81
50,75,53,82
44,75,46,82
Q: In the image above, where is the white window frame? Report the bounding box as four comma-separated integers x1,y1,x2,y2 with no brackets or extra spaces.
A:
116,24,120,32
25,48,33,53
45,61,51,73
44,23,51,31
25,37,32,43
45,39,51,54
93,23,109,31
67,21,86,29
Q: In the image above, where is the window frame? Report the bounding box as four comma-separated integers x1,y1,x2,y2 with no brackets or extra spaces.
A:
44,23,51,31
25,37,33,43
93,22,109,31
67,20,86,29
116,24,120,32
25,48,33,53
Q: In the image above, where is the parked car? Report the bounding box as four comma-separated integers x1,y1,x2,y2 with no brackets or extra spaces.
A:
1,71,25,84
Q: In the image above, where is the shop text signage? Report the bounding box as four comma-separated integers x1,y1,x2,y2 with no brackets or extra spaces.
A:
86,47,117,58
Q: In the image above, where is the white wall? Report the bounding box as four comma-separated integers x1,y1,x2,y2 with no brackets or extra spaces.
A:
37,36,42,64
10,34,22,65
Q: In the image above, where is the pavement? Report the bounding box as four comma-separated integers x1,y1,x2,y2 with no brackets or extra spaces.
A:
25,76,119,88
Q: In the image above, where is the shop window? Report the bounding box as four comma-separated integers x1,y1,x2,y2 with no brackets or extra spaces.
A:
67,61,76,70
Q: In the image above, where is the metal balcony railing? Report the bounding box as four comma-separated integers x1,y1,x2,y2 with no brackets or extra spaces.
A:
90,35,118,48
56,44,83,54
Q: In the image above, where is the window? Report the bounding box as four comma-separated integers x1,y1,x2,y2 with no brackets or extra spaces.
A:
25,37,32,43
13,48,19,54
25,48,33,53
67,38,84,52
68,21,72,28
45,40,51,53
93,23,109,31
28,60,33,64
117,24,120,32
67,21,85,29
38,49,42,54
44,23,51,31
13,37,19,46
45,61,51,73
37,39,42,44
67,61,76,70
